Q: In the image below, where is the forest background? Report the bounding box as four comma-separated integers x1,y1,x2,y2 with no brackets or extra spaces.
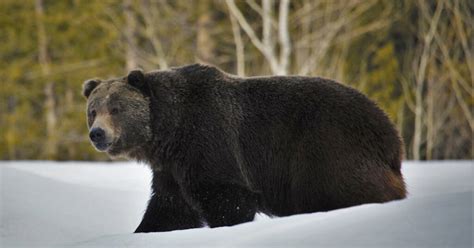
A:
0,0,472,161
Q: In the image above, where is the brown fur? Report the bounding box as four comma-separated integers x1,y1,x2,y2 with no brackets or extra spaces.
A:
83,64,407,233
84,79,151,159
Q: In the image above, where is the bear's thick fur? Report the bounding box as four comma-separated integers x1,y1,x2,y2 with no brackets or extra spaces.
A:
83,64,406,233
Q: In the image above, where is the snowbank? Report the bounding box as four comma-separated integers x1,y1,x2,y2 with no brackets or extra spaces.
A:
1,161,472,247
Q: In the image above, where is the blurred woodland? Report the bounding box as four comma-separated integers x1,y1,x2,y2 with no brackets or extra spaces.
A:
0,0,472,160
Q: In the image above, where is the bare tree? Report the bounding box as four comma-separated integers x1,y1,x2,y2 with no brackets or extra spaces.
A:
104,0,172,70
124,0,139,70
226,0,291,75
138,0,169,70
411,0,443,160
229,12,245,76
293,0,391,78
224,0,394,82
196,0,217,64
401,0,472,160
35,0,58,159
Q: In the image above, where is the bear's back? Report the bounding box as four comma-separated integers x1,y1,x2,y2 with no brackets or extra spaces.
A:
230,75,402,176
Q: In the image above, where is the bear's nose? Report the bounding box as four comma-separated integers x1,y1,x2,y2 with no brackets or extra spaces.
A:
89,127,105,143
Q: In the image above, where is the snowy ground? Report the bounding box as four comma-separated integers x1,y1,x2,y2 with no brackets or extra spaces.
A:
0,161,472,248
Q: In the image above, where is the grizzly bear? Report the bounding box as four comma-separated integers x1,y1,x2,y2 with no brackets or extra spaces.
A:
83,64,406,233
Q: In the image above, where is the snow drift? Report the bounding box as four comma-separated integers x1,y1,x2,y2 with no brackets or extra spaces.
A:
1,161,472,247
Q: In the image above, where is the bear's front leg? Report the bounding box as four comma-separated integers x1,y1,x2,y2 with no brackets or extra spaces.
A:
192,183,258,228
135,171,202,233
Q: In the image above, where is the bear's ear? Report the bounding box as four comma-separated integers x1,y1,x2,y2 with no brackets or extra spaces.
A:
127,69,150,96
82,79,101,99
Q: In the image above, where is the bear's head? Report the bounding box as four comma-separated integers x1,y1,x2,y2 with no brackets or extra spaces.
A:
82,70,152,159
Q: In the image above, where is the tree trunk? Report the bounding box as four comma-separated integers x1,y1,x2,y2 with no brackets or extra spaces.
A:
412,76,424,161
229,13,245,76
35,0,58,160
425,79,434,160
44,83,58,159
278,0,291,75
196,0,215,64
65,88,76,158
124,0,138,70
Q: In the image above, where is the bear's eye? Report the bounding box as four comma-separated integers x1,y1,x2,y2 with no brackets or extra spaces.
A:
111,107,119,115
90,110,96,118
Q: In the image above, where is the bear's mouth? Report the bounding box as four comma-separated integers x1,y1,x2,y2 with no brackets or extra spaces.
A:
104,139,125,156
93,141,112,152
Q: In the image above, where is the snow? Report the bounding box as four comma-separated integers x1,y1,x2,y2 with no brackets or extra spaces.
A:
1,161,472,248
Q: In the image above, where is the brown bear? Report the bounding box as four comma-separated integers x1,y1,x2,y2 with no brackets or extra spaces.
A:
83,64,406,233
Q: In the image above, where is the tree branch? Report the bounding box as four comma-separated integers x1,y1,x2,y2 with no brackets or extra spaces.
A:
226,0,280,74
